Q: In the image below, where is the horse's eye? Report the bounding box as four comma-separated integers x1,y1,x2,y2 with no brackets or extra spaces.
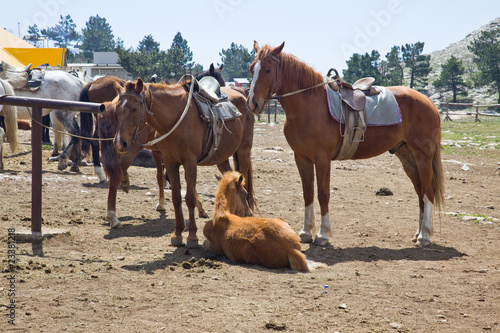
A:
265,69,271,74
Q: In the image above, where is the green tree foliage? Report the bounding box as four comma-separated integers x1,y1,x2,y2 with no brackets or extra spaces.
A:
164,32,194,80
41,14,80,49
26,24,42,47
116,35,163,80
401,42,431,89
138,34,160,55
342,50,386,85
385,46,404,86
219,43,254,81
433,56,468,102
467,28,500,103
80,15,116,61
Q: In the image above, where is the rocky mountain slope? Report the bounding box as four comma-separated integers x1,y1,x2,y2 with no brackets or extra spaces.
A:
426,17,500,106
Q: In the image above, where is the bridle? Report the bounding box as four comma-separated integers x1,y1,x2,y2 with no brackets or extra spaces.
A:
119,89,153,147
118,74,196,148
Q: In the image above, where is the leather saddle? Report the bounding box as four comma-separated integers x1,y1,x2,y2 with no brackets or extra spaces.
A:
327,68,380,111
194,76,226,103
326,68,382,160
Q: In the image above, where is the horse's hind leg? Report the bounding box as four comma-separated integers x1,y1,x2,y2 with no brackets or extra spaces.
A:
394,143,433,246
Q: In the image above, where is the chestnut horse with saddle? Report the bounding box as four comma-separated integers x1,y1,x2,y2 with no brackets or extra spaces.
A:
247,41,444,247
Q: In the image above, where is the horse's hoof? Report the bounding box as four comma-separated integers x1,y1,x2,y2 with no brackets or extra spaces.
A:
110,221,122,229
70,165,80,172
299,231,313,243
416,238,431,247
198,211,209,218
186,239,199,249
313,237,329,247
156,204,166,212
170,237,185,247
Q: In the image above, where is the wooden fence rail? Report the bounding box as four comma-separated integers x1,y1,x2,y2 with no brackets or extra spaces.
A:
440,102,500,122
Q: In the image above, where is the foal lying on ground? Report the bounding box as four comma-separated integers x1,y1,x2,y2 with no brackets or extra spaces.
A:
203,171,314,272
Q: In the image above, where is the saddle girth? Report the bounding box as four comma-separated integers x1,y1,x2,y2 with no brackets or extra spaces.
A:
327,68,380,160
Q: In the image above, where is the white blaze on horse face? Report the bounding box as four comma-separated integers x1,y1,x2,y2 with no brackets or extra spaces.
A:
121,99,128,108
248,60,261,108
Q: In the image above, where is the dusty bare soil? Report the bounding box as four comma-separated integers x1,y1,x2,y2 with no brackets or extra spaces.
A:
1,117,499,332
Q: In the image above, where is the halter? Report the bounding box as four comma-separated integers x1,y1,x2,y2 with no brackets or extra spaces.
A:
119,89,153,147
120,74,196,148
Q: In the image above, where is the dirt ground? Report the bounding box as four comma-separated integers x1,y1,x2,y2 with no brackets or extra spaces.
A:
1,117,499,332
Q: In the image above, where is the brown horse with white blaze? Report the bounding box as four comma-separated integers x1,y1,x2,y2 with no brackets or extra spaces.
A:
111,78,254,248
247,41,444,247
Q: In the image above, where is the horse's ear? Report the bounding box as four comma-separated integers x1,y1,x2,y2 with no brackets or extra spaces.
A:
209,63,215,75
237,174,244,188
136,78,144,93
215,174,222,182
271,42,285,57
253,40,260,53
218,64,223,71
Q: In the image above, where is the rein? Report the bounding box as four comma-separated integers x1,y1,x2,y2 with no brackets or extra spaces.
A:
132,74,196,147
265,53,333,101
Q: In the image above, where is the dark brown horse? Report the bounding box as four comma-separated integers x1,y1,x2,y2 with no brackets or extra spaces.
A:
247,41,444,247
110,78,254,247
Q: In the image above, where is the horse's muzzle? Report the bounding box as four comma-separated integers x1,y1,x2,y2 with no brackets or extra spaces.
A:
113,137,131,155
246,99,265,115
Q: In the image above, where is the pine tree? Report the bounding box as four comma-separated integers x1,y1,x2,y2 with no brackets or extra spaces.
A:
165,32,193,80
385,46,404,86
41,14,80,49
80,15,116,61
342,50,386,85
467,28,500,103
433,56,468,102
26,24,42,47
219,43,255,81
401,42,431,89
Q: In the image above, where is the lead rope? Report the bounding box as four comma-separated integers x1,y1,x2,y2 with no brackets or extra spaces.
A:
140,74,196,147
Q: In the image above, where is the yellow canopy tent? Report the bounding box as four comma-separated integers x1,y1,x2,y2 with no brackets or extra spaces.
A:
0,28,66,68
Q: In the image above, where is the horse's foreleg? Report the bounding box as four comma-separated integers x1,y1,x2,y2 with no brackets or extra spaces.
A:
166,163,185,247
152,150,166,212
183,161,199,248
105,179,122,228
295,154,316,243
314,157,332,246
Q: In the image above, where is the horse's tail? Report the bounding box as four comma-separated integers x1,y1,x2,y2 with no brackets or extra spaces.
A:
98,105,121,187
433,139,445,213
1,80,18,152
79,82,93,156
288,249,310,273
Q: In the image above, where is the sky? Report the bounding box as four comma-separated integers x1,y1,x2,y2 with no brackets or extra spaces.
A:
1,0,499,75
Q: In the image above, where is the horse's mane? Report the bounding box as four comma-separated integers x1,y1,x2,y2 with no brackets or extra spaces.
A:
257,45,325,96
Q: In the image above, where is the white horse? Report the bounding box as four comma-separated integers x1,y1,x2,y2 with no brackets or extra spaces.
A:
0,78,18,170
0,64,103,179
